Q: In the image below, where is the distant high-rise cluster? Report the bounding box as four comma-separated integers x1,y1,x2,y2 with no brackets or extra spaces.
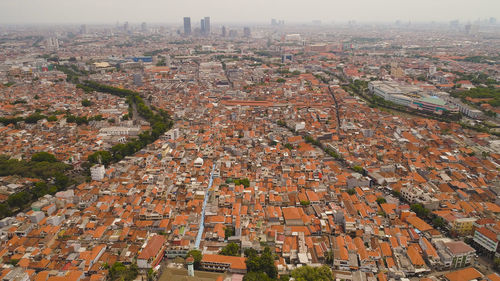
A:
45,37,59,50
183,16,210,36
271,18,285,26
201,17,211,36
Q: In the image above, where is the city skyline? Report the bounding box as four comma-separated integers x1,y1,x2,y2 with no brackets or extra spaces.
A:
0,0,499,24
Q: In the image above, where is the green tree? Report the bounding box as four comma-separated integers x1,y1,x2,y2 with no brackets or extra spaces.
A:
54,172,70,188
240,178,250,188
433,217,446,229
243,272,274,281
391,190,402,198
325,251,334,265
346,189,356,195
31,152,57,163
32,181,50,197
220,242,240,256
300,200,310,206
0,203,11,218
376,197,387,204
352,165,363,173
279,275,290,281
7,191,32,209
186,250,202,269
225,226,235,238
147,268,154,281
291,265,334,281
244,248,258,257
245,247,277,279
411,203,430,218
47,115,58,122
88,151,112,166
81,99,92,107
494,257,500,272
25,113,47,123
108,262,138,281
156,59,166,66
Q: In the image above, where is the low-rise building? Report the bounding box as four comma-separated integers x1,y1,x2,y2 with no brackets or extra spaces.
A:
137,235,167,269
90,165,105,181
200,254,247,274
473,227,499,257
435,240,476,269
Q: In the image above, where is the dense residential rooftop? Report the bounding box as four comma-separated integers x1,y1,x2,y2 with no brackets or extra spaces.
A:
0,23,499,281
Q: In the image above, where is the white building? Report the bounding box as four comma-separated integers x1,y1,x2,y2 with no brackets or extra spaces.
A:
164,128,180,140
29,211,45,224
194,157,204,168
90,165,106,181
99,126,140,136
473,226,499,255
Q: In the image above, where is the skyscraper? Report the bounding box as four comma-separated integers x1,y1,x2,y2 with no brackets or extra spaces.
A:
80,24,87,34
200,19,206,35
221,26,226,37
204,17,211,35
243,27,251,38
183,17,191,36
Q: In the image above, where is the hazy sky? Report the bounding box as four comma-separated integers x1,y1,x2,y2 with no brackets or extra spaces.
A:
0,0,498,24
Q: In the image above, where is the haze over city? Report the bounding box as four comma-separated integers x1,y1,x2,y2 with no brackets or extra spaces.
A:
0,1,500,281
0,0,499,24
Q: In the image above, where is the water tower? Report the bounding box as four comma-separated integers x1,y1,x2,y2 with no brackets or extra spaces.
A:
186,256,195,277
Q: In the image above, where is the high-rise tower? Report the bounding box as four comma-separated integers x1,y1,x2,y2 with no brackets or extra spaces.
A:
183,17,191,35
204,17,211,35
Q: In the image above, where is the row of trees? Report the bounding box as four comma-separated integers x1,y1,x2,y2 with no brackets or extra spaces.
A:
78,81,174,167
66,114,103,125
0,112,53,126
56,64,89,84
0,112,105,126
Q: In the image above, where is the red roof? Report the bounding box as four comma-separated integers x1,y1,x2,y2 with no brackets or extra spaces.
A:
138,235,166,260
201,254,247,270
476,227,498,242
